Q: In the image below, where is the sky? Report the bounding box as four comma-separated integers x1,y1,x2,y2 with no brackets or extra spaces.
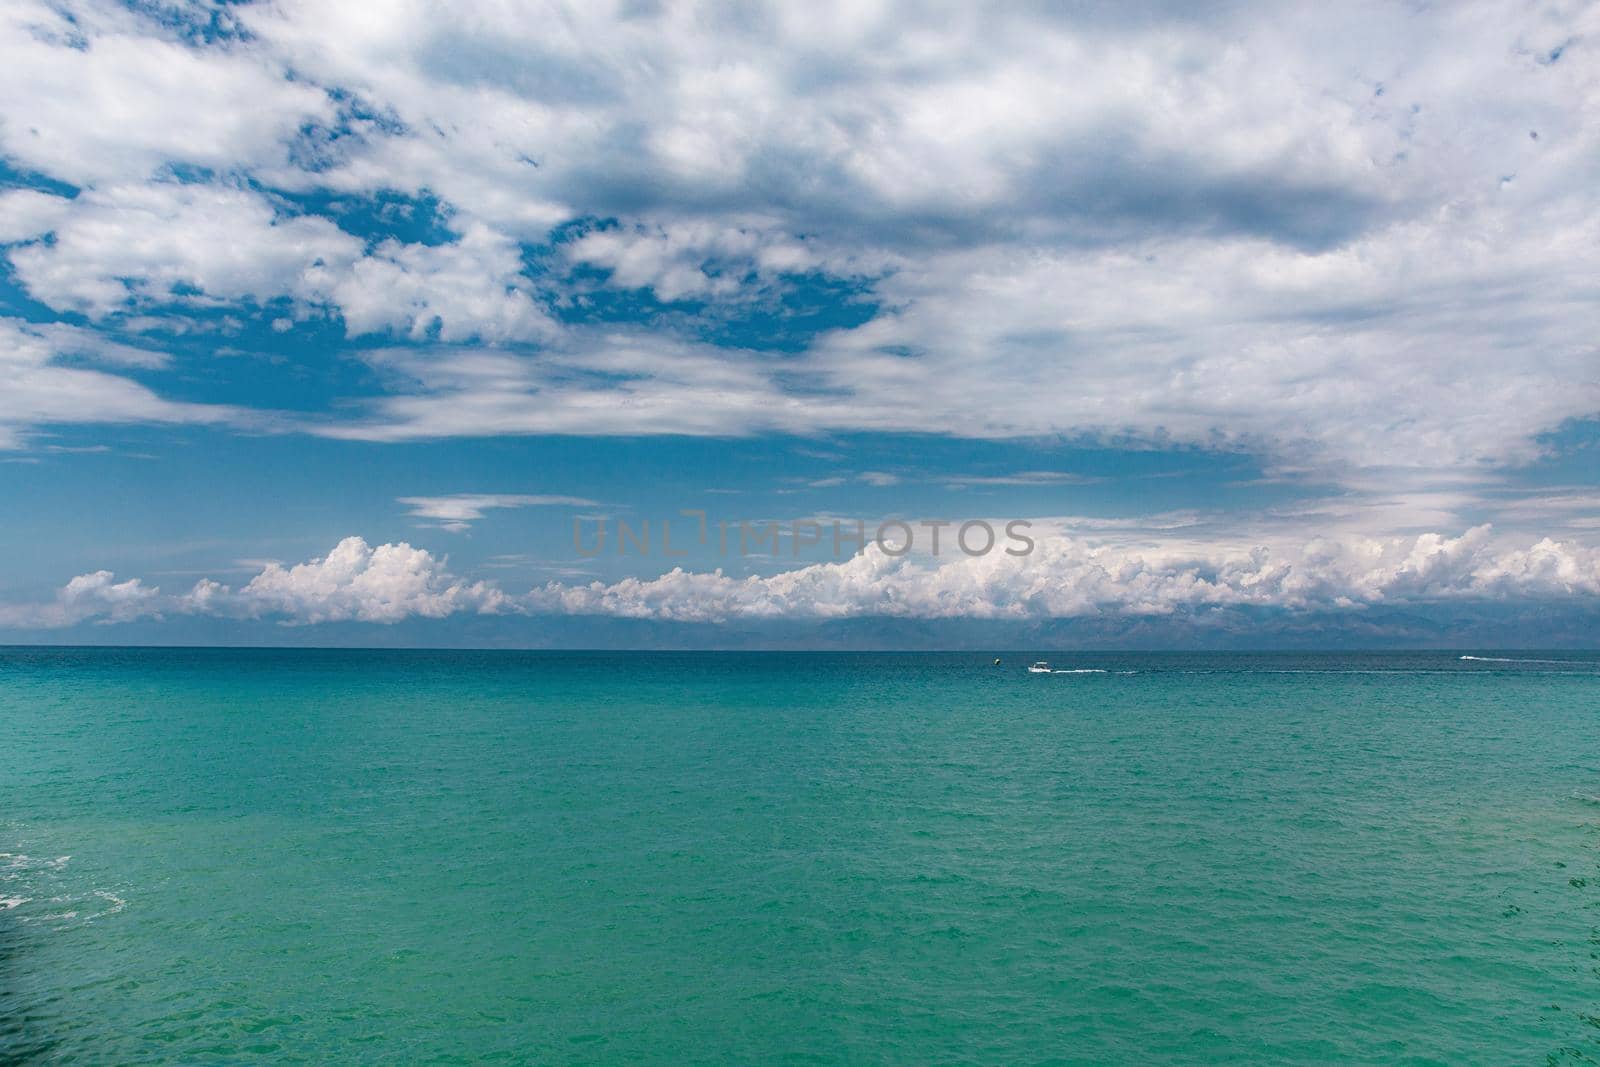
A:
0,0,1597,647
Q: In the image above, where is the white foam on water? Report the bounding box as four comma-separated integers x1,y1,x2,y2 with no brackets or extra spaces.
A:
1051,668,1108,674
0,896,28,910
3,854,73,870
92,890,126,916
1460,655,1583,664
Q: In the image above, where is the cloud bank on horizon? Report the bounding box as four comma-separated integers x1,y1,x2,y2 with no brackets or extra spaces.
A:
4,528,1598,631
0,0,1597,636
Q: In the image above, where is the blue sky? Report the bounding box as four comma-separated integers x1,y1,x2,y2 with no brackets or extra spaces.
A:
0,0,1597,645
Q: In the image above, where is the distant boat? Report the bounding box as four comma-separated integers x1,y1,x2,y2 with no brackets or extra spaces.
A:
1028,661,1052,673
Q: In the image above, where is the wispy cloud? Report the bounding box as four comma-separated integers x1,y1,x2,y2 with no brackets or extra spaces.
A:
398,493,599,532
942,471,1101,489
0,317,250,449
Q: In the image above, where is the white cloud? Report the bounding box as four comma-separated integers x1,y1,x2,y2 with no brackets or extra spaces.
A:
0,569,161,628
0,0,1595,495
60,570,161,621
3,184,556,342
4,183,359,317
315,334,807,440
0,317,242,449
239,0,1417,243
4,526,1597,629
0,189,74,242
530,525,1600,623
0,0,332,186
328,222,557,342
564,219,849,302
796,205,1600,473
399,492,599,531
13,320,171,369
942,471,1097,488
227,536,509,624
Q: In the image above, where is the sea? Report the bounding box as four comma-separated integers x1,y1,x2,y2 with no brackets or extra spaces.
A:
2,648,1598,1064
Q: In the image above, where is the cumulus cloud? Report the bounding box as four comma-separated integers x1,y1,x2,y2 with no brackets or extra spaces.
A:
212,0,1600,477
239,0,1421,246
0,0,331,186
563,220,853,302
4,527,1598,630
529,525,1600,622
2,540,514,627
2,183,556,341
0,569,161,628
0,189,74,243
0,541,511,628
326,222,557,342
0,0,1595,496
3,183,360,317
227,536,510,624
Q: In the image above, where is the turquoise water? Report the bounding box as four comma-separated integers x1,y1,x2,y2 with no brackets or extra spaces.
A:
2,649,1599,1064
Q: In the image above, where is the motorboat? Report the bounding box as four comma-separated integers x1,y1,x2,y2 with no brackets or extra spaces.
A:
1028,661,1052,673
